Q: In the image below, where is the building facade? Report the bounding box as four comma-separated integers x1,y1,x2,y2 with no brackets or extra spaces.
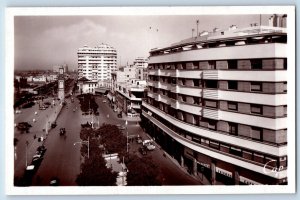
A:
141,25,287,185
77,44,117,87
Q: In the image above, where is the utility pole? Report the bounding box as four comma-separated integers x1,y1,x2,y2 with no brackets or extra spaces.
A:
196,20,199,37
25,140,29,167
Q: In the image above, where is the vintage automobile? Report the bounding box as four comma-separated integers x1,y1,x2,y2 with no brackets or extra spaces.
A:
59,128,66,136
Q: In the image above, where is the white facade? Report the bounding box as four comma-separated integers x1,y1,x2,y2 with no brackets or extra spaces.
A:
143,25,288,185
77,44,117,86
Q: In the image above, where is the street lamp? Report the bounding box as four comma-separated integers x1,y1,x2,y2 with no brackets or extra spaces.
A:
125,120,128,153
25,140,29,167
74,137,90,159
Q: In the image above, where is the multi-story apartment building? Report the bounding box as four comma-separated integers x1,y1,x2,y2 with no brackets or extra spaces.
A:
133,57,148,81
77,44,117,87
141,24,287,185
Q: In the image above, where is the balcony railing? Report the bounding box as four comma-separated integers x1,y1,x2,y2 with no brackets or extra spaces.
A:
203,89,219,100
202,108,219,120
203,70,219,79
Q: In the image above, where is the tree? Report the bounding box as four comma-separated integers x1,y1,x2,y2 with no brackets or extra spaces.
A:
126,155,162,186
76,153,117,186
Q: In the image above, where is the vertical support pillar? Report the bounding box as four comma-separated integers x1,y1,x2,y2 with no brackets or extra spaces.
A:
193,158,197,176
180,155,184,167
234,170,240,185
211,162,216,185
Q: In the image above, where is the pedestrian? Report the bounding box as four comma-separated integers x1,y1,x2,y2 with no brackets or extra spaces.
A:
33,134,36,139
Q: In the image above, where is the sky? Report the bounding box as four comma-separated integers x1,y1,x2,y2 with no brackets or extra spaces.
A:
14,14,272,71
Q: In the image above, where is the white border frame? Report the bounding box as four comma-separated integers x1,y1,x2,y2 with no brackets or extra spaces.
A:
5,6,296,195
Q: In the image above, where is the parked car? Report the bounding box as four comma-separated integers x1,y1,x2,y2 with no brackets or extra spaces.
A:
49,177,60,186
102,100,107,103
16,122,32,133
15,109,22,114
51,122,57,128
145,144,156,151
139,147,147,155
59,128,66,136
136,137,143,144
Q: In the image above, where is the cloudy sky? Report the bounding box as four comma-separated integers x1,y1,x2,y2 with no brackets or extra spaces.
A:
14,14,271,71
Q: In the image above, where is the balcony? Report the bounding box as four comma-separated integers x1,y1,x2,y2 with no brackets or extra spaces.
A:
160,69,172,76
148,69,160,76
159,82,171,90
170,84,179,93
203,70,219,80
203,89,219,100
178,101,202,115
202,108,219,120
170,99,179,109
159,94,171,105
178,85,202,97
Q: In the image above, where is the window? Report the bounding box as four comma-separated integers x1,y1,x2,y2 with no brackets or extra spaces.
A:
229,123,237,135
209,141,219,149
205,100,218,108
228,102,238,111
228,81,238,90
251,59,262,69
208,119,217,130
251,82,262,92
229,146,242,157
251,127,263,141
228,60,238,69
251,105,262,114
284,82,287,93
206,80,218,89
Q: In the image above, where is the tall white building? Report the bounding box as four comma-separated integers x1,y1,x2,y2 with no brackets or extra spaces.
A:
77,44,117,87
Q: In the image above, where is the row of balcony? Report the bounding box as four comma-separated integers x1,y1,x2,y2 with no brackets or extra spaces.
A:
148,70,286,82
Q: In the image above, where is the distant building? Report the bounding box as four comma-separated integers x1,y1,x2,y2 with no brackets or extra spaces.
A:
53,64,68,73
77,44,117,88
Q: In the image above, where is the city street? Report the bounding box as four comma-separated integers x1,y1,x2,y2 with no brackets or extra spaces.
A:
14,98,62,180
14,93,201,186
95,96,202,185
31,97,81,186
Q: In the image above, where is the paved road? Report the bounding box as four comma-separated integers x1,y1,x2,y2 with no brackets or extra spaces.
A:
31,98,81,186
14,98,61,179
95,96,202,185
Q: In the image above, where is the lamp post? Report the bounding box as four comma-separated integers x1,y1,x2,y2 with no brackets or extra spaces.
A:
125,120,128,153
25,140,29,167
74,137,90,159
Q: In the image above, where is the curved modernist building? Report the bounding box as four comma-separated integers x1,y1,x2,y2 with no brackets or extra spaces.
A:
141,25,287,185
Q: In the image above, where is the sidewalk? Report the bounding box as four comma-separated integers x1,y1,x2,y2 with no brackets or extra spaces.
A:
145,132,211,185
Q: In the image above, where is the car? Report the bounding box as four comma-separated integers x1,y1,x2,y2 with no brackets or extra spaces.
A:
139,147,147,155
102,100,107,103
39,106,46,110
15,110,22,114
51,122,57,128
16,122,32,133
145,144,156,151
60,128,66,135
36,146,47,156
136,137,143,144
32,154,42,160
49,177,60,186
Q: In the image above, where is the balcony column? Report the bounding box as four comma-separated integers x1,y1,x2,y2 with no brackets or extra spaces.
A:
234,170,240,185
193,158,198,176
211,162,216,185
180,155,185,168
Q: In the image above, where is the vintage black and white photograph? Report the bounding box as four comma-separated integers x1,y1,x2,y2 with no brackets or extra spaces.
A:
5,6,295,195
